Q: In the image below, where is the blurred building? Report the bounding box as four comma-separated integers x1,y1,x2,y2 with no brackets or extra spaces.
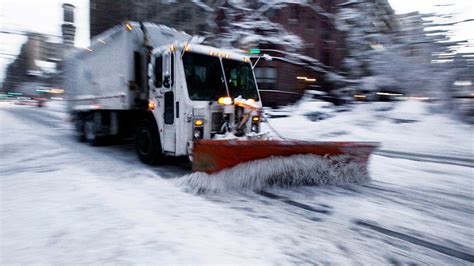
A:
448,53,474,122
90,0,216,39
88,0,398,107
213,0,350,106
259,1,346,106
62,3,77,46
396,12,434,65
261,1,346,67
1,4,76,96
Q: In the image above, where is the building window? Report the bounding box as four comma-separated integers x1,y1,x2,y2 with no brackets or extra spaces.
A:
321,50,330,66
306,16,315,29
181,7,192,23
266,9,276,19
64,10,74,23
320,28,330,41
305,43,315,57
254,67,277,84
290,6,299,20
197,24,207,34
321,0,331,11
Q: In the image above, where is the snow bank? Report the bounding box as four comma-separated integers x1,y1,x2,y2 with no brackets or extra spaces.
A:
176,154,369,193
264,99,474,157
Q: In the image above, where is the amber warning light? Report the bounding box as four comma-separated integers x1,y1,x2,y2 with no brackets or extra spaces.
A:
218,97,232,105
148,99,155,110
194,119,204,126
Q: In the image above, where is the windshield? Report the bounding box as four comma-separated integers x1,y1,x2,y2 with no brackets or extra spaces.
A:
183,52,227,101
222,58,259,101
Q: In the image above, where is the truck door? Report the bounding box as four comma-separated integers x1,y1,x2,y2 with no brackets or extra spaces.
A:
162,50,176,153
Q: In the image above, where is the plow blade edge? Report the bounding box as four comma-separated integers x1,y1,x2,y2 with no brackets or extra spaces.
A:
192,140,380,174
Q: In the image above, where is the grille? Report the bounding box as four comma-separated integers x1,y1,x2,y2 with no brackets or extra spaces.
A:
211,112,224,133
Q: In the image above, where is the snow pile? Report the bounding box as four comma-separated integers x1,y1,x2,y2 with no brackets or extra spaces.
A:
191,0,213,12
264,99,474,157
228,19,304,50
35,60,57,74
176,154,369,193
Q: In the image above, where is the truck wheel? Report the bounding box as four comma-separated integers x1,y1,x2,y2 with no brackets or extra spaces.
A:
75,117,86,142
84,116,101,146
136,119,163,164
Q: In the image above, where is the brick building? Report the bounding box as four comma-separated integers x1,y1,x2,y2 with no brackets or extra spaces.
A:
90,0,216,39
213,0,347,106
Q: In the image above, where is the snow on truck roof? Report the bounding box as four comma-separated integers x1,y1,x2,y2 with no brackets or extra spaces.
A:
73,22,250,63
90,21,191,45
172,43,251,63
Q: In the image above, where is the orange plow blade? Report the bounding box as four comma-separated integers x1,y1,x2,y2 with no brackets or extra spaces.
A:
192,139,380,174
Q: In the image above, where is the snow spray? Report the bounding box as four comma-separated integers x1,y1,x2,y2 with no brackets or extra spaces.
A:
176,154,370,193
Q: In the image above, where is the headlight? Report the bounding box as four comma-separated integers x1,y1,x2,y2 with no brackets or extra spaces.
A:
251,116,260,133
194,128,203,139
194,119,204,126
251,124,257,132
193,118,204,139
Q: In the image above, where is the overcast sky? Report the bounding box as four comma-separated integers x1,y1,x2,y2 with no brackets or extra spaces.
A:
1,0,473,82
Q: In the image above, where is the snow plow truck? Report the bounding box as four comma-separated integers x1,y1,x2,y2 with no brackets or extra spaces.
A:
65,22,378,176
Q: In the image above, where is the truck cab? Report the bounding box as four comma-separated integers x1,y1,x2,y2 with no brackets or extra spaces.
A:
137,43,262,163
67,22,263,165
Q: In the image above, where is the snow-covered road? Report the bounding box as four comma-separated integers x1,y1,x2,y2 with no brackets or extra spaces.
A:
1,103,473,264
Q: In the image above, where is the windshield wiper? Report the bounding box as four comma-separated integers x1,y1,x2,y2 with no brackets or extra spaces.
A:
208,77,226,105
209,60,230,105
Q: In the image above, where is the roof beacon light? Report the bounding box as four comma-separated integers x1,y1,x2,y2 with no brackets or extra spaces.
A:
125,22,133,31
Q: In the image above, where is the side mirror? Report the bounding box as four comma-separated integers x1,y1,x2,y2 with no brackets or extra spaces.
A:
147,63,154,88
263,54,272,61
251,54,272,69
147,63,153,79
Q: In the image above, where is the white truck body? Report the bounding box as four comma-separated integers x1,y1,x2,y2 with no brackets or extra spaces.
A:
65,23,190,111
66,22,263,162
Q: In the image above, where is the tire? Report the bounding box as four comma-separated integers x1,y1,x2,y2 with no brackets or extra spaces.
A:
84,115,102,146
75,116,86,142
135,119,163,164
